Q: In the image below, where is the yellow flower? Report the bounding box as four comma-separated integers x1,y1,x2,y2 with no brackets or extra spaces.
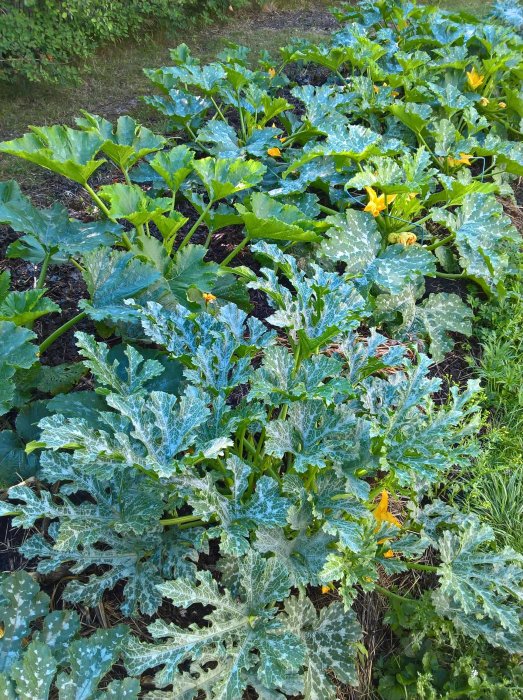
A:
466,66,484,90
279,136,287,143
268,68,276,78
363,187,397,217
480,96,489,107
373,84,380,94
321,585,330,594
407,192,418,200
0,623,4,640
383,549,395,558
202,292,217,304
392,90,400,97
373,490,401,528
448,152,473,168
498,101,507,109
398,231,417,246
267,147,282,157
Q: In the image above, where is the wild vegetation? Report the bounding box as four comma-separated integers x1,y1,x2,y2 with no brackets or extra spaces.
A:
0,0,522,697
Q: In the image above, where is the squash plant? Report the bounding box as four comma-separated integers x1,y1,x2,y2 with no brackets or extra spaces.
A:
2,244,522,697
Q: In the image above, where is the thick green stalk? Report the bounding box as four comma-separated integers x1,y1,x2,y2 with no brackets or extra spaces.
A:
84,183,113,220
405,561,438,573
435,272,467,280
179,201,213,250
374,584,417,603
425,233,455,251
318,203,340,216
39,311,87,354
220,235,250,266
211,96,228,123
160,514,204,527
36,252,51,290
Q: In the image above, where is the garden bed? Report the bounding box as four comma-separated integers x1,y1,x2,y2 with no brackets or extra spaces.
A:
1,0,523,698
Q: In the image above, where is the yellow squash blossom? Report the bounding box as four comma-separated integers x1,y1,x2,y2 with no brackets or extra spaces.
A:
373,84,380,94
389,231,417,245
466,66,484,90
447,152,473,168
202,292,217,304
479,96,490,107
363,187,397,217
268,68,276,78
267,147,282,157
373,491,401,559
498,101,507,109
373,490,401,528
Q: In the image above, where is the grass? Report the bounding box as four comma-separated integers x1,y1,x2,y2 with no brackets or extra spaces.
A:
463,274,523,553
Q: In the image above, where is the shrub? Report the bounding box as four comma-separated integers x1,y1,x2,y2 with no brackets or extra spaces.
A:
0,0,252,84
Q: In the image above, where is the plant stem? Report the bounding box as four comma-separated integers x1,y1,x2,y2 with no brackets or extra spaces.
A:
221,236,250,266
435,272,467,280
319,204,340,216
178,201,213,250
84,183,113,219
211,96,228,123
405,561,438,573
237,90,247,142
374,584,416,603
160,514,204,527
39,311,87,354
425,233,455,251
36,252,51,289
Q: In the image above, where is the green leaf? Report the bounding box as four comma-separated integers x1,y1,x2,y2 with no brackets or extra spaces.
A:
0,126,105,184
0,571,49,673
98,183,171,226
319,209,381,275
144,90,211,130
56,626,129,700
166,244,219,306
80,248,161,322
10,641,57,700
0,289,59,326
283,594,361,698
432,192,520,294
319,209,436,294
0,181,122,264
0,321,38,414
237,193,322,243
33,362,88,396
149,145,194,193
390,103,433,133
75,332,164,396
0,430,39,488
255,527,334,587
124,551,302,695
266,400,356,473
249,242,367,356
193,157,266,202
105,390,211,477
176,455,290,555
76,112,165,171
431,522,523,653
